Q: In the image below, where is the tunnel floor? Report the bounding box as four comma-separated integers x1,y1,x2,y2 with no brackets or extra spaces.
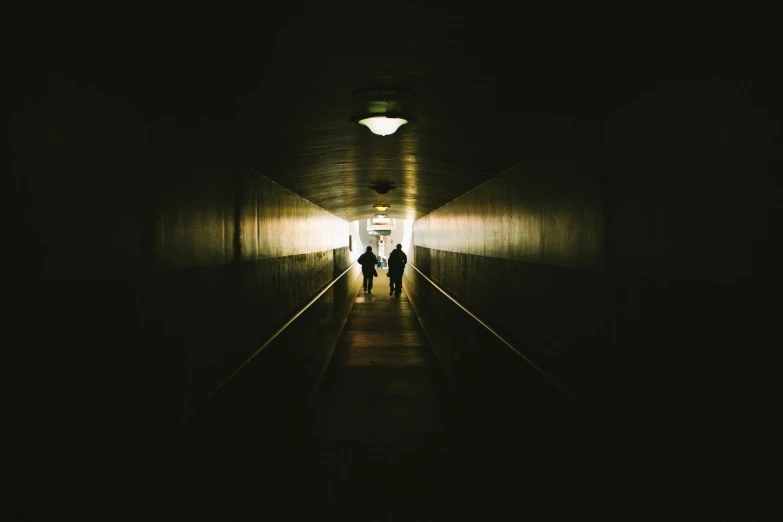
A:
217,269,611,522
284,273,482,521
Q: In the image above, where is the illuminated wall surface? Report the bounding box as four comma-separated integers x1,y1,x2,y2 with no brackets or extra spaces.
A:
148,163,351,413
409,41,779,515
348,220,365,262
415,133,602,270
6,81,353,508
157,169,347,269
410,130,612,418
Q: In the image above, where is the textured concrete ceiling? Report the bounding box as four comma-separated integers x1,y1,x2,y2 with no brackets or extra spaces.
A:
231,11,682,222
15,7,741,222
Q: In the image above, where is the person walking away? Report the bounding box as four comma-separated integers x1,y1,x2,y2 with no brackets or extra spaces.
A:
357,246,378,293
387,243,407,296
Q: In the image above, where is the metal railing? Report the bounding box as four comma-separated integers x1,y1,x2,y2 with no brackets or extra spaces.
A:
154,261,358,447
407,263,734,519
407,261,610,430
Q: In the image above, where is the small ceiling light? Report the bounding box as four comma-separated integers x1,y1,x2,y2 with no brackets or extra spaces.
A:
374,205,390,213
369,181,397,195
351,89,416,137
358,116,408,136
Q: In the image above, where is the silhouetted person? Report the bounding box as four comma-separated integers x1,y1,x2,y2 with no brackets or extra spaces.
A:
357,246,378,293
387,243,407,296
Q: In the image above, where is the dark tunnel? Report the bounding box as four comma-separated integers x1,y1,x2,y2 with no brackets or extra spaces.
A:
3,7,781,522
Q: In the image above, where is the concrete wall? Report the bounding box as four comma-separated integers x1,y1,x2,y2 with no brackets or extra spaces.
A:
5,70,350,519
414,130,610,411
409,35,779,518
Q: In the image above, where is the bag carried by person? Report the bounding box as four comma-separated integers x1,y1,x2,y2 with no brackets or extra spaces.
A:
373,269,378,277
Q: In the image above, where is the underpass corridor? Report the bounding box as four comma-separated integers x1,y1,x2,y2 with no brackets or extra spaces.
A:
4,9,778,522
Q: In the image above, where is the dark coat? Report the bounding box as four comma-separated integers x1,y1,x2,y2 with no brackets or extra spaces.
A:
357,251,378,274
387,249,407,275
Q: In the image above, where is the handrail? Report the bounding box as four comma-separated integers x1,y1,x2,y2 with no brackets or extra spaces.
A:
154,261,358,447
406,263,734,518
407,262,610,430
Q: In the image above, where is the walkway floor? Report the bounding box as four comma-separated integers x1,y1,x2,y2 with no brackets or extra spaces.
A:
288,271,481,521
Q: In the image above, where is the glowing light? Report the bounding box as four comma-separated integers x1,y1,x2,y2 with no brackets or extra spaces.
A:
374,205,389,213
359,117,408,136
349,220,364,262
401,219,414,259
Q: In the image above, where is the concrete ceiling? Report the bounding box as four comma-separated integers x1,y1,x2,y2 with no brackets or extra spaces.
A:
15,7,742,221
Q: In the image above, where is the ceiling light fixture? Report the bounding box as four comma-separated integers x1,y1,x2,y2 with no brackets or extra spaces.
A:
351,89,416,137
374,204,390,213
369,181,397,195
358,116,408,136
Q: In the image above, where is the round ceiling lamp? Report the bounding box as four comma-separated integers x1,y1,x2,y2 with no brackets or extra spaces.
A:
369,181,397,195
374,204,390,212
358,116,408,136
351,89,415,137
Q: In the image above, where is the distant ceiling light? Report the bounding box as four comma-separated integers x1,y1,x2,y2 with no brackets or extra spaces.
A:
358,116,408,136
369,181,397,195
374,205,390,212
